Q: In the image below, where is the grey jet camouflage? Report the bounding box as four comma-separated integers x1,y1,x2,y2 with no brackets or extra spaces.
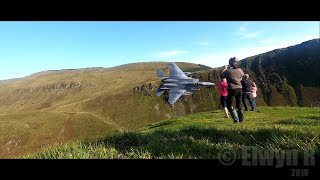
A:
156,62,215,105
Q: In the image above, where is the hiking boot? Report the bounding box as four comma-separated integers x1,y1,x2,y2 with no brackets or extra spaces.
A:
230,110,239,123
238,110,244,122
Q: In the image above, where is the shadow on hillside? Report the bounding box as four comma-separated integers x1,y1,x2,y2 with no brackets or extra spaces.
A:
209,111,220,114
276,118,320,126
302,115,320,120
145,120,175,129
98,126,320,159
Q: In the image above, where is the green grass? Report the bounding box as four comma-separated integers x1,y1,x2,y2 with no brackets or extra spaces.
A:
23,106,320,159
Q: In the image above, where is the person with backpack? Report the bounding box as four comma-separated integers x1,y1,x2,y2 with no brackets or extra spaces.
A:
220,57,245,123
218,77,229,118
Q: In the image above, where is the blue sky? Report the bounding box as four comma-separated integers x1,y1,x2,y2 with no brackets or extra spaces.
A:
0,21,319,80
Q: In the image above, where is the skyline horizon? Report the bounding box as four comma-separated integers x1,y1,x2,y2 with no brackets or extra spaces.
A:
0,37,317,81
0,21,318,80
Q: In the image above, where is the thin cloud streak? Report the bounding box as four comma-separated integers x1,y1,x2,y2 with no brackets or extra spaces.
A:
189,35,318,68
238,23,262,39
157,50,187,58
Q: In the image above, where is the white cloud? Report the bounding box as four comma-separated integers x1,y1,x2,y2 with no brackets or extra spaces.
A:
158,50,187,58
189,35,319,69
260,38,274,44
194,41,215,46
302,35,317,41
239,22,249,31
238,23,261,39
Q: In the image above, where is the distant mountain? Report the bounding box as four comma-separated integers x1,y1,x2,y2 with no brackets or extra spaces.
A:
239,38,320,107
130,38,320,119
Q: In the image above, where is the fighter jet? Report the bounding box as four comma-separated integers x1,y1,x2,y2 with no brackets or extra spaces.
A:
156,62,215,105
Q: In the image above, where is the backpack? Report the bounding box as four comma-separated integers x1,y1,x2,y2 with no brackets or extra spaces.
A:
220,82,228,93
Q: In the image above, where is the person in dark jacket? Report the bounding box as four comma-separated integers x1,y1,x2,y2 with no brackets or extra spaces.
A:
241,74,255,111
220,57,245,123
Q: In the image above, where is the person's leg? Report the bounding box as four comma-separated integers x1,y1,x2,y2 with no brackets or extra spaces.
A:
221,96,229,118
224,107,229,118
227,90,238,123
223,96,229,118
242,93,249,111
252,98,256,110
247,94,254,111
236,89,242,111
226,91,233,112
235,89,244,122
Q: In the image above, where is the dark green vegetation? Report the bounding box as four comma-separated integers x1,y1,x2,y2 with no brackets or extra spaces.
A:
24,107,320,159
186,38,320,108
0,39,319,158
240,38,320,107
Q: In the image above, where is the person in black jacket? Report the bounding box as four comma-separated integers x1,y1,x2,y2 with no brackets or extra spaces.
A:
241,74,255,111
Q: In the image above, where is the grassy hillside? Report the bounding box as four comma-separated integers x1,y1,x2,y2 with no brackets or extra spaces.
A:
0,110,121,157
0,62,207,113
0,62,211,158
23,107,320,159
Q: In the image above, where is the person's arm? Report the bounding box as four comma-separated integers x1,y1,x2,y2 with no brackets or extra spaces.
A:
251,86,257,92
220,66,228,78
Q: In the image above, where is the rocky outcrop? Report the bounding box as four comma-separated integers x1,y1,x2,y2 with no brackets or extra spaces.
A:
11,81,97,95
133,83,158,96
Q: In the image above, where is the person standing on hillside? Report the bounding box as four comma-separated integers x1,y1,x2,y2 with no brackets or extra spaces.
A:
241,74,255,111
218,77,229,118
220,57,245,123
251,82,257,111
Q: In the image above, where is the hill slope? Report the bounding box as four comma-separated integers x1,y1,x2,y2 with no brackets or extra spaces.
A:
23,107,320,159
0,62,210,158
179,38,320,108
240,38,320,106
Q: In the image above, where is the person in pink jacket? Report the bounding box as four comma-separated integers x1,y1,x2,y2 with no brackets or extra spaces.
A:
218,77,229,118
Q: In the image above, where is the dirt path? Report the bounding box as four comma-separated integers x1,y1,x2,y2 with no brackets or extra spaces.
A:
40,106,126,133
58,126,65,142
0,121,30,128
54,89,127,112
56,111,126,133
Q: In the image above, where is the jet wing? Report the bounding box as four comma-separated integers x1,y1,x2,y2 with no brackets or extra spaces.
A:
169,63,190,79
168,88,186,105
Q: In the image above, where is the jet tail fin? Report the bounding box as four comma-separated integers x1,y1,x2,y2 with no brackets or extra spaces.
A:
156,88,165,96
157,69,168,79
